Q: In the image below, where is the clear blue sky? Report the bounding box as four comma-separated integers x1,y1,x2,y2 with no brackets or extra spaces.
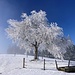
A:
0,0,75,53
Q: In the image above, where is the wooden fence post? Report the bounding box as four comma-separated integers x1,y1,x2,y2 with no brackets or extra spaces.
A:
55,60,58,69
68,59,70,67
44,59,45,70
23,58,25,68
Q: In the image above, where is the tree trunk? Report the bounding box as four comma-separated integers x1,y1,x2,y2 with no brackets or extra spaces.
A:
34,41,38,60
34,45,38,60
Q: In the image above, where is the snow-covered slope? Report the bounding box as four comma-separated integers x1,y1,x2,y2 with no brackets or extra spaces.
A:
0,54,75,75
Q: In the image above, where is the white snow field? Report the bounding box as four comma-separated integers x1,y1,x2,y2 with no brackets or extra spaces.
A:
0,54,75,75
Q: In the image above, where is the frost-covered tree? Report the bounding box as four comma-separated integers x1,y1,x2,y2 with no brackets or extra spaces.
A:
6,10,48,60
64,45,75,60
64,36,75,60
6,10,73,60
52,36,73,59
42,23,73,59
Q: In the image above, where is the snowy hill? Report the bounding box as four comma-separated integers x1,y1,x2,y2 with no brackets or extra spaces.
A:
0,54,75,75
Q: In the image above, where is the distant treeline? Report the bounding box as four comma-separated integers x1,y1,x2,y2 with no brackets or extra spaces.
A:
7,44,75,60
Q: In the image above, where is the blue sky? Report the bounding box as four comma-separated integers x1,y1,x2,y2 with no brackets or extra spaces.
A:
0,0,75,53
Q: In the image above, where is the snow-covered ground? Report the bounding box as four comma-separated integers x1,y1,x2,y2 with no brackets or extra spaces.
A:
0,54,75,75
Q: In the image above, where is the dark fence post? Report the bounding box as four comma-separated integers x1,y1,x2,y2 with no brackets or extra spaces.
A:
55,60,58,69
23,58,25,68
44,59,45,70
68,59,70,67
